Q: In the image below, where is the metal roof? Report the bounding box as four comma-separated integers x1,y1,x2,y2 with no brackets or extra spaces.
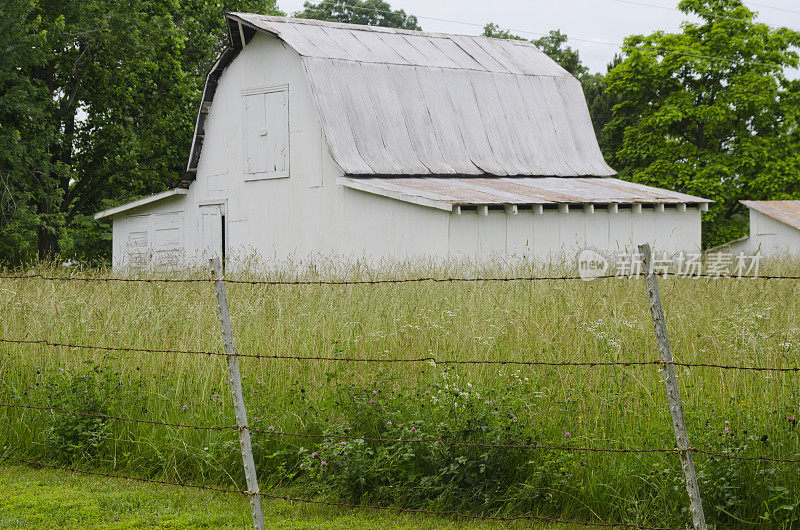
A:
741,200,800,231
223,13,616,178
94,188,188,219
340,176,710,210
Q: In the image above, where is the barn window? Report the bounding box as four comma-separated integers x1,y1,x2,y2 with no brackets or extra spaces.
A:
243,84,289,180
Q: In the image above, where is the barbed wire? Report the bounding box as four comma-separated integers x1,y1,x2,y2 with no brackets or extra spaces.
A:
1,272,799,285
0,273,209,283
691,448,800,463
3,338,800,372
5,404,798,463
0,403,237,431
0,455,688,529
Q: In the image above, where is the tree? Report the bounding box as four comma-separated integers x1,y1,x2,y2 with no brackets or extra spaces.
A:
0,0,282,265
296,0,420,30
581,56,623,146
0,0,52,263
603,0,800,247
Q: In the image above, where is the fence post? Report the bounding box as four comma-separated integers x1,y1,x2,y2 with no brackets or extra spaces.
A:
638,244,706,530
210,258,265,530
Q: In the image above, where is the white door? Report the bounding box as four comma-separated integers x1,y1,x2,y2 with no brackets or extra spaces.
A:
199,204,225,262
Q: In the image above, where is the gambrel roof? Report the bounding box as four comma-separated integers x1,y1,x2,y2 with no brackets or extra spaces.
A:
184,14,616,185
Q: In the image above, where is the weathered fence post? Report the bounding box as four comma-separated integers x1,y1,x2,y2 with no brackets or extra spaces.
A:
639,244,706,530
210,258,265,530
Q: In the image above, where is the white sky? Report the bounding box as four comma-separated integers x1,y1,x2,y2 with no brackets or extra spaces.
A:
276,0,800,74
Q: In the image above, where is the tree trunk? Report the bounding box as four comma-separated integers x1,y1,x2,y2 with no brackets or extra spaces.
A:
37,197,59,260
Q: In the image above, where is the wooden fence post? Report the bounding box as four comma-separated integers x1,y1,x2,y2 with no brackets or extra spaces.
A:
210,258,265,530
639,244,706,530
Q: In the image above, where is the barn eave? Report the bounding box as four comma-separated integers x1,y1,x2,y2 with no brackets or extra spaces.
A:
94,188,188,220
339,176,711,212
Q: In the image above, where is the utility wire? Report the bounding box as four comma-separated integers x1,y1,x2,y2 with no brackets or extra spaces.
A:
606,0,795,28
747,1,800,16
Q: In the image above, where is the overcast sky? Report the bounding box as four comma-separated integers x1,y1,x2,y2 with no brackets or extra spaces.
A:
276,0,800,74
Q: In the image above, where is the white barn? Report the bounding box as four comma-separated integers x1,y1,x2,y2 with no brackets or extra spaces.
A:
95,14,710,269
716,201,800,256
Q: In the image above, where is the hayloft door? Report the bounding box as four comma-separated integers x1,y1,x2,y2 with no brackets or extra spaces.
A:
199,203,225,263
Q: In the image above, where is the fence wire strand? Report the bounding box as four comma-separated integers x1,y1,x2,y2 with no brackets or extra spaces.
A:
3,338,799,372
0,403,237,431
4,403,798,462
0,455,688,529
1,273,799,284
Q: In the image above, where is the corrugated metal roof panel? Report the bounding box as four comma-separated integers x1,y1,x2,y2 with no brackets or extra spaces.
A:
741,200,800,231
226,14,616,177
340,177,712,208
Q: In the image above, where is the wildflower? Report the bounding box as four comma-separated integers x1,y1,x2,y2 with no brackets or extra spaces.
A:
724,420,729,425
387,421,392,426
369,399,376,403
724,427,730,433
253,417,258,421
182,405,188,410
320,460,327,466
789,416,796,422
340,441,347,446
372,390,378,395
300,463,305,468
510,414,517,421
311,452,318,458
214,393,220,399
410,427,416,433
564,432,571,438
268,426,274,432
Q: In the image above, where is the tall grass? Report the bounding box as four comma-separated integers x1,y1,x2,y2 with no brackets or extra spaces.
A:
1,258,799,528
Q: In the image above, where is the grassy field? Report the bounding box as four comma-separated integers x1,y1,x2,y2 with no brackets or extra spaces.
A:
1,464,578,528
1,260,799,529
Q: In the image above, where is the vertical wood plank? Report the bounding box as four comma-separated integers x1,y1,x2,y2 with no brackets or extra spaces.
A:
210,258,265,530
639,244,706,530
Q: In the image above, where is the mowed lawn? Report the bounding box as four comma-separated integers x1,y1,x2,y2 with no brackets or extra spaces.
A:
0,464,584,529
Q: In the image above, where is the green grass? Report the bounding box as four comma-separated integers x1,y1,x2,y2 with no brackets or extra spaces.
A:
0,464,578,528
1,260,800,528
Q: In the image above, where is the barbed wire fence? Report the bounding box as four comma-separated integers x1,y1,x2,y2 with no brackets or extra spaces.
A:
1,248,799,529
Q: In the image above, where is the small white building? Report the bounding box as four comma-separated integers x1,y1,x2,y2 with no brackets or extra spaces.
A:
716,201,800,256
95,14,710,269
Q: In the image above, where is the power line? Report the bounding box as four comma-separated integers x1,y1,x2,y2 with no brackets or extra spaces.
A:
606,0,766,26
747,1,800,16
607,0,800,28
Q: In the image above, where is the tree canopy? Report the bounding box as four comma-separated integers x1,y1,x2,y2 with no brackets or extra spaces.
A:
296,0,420,30
604,0,800,247
0,0,282,265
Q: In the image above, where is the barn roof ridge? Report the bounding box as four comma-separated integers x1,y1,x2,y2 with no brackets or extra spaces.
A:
226,13,537,43
184,12,618,187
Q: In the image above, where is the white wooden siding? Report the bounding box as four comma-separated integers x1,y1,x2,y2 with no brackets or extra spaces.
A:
105,30,705,269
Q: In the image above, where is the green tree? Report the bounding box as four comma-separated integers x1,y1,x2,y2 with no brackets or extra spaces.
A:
604,0,800,247
582,56,623,146
0,0,52,262
0,0,281,265
296,0,420,30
